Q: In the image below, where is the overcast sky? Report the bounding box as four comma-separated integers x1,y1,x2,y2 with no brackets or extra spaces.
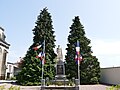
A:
1,0,120,68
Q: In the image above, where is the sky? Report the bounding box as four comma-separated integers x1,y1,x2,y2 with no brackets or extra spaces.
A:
1,0,120,68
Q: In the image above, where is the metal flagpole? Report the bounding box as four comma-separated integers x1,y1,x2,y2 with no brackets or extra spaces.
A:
76,40,80,85
78,57,80,85
41,40,45,86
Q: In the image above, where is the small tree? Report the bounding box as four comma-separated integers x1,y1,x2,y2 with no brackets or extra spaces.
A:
65,16,100,84
16,8,56,85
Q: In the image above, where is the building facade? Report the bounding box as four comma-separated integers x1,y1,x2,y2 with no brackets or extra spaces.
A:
0,27,10,80
6,62,20,79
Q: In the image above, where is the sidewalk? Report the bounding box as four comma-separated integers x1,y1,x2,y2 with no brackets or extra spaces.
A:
80,84,110,90
0,83,110,90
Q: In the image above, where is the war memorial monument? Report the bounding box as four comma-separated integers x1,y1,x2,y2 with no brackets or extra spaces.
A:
42,45,79,90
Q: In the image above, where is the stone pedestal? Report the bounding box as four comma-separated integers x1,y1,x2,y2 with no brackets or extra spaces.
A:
54,45,68,85
55,60,68,85
55,60,65,78
41,79,45,87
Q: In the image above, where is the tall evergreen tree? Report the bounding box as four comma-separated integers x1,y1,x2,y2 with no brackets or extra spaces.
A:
16,8,56,85
65,16,100,84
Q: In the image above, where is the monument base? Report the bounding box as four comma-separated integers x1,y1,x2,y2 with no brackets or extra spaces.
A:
54,75,69,86
42,86,79,90
55,75,66,79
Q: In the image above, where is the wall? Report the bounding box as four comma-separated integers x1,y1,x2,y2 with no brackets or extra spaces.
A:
0,46,7,79
6,62,14,79
0,27,10,80
100,67,120,85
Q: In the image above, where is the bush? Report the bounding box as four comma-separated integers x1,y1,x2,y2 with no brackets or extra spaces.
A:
68,80,74,86
106,85,120,90
46,81,51,86
10,76,16,80
0,85,20,90
0,85,5,90
90,77,99,84
55,81,63,86
9,86,20,90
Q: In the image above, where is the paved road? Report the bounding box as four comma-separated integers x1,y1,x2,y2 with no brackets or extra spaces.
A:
0,83,110,90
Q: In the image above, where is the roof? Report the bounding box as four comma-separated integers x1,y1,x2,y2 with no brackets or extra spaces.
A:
7,62,14,65
0,27,4,31
101,66,120,69
0,39,10,49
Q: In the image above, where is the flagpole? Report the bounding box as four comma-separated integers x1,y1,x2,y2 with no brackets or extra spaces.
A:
78,58,80,85
76,40,80,85
41,40,45,86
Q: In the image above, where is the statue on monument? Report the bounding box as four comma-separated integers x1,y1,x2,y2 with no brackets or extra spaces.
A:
56,45,63,61
55,45,67,86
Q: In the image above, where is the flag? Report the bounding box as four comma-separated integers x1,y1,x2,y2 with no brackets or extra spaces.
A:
36,51,45,64
36,40,45,65
75,55,82,64
76,40,80,55
33,45,42,50
36,52,44,60
75,40,82,64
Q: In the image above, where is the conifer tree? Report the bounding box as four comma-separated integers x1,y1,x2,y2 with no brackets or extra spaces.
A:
65,16,100,84
16,8,56,85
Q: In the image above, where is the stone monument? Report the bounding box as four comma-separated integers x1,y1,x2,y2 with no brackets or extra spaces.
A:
56,45,63,61
55,45,66,85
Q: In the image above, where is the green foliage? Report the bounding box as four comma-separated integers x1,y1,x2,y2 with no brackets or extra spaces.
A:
65,16,100,84
9,86,20,90
16,7,56,85
0,85,20,90
46,81,51,86
68,80,74,86
10,77,16,80
106,85,120,90
0,85,5,90
55,81,63,86
6,76,16,80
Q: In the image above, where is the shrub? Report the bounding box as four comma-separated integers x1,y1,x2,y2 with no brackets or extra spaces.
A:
56,81,63,86
10,76,16,80
0,85,20,90
106,85,120,90
0,85,5,90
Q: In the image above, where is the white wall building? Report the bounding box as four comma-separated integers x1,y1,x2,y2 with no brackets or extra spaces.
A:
100,67,120,85
6,62,20,79
0,27,10,80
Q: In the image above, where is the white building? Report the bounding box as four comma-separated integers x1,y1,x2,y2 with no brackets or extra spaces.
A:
6,62,20,79
0,27,10,80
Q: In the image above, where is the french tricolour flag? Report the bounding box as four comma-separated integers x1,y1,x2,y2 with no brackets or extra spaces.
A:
75,40,82,64
33,45,42,51
36,51,45,64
